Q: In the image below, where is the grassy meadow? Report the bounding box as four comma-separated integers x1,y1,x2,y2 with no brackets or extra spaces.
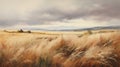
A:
0,30,120,67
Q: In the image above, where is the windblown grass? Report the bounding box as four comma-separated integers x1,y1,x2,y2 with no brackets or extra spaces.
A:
0,31,120,67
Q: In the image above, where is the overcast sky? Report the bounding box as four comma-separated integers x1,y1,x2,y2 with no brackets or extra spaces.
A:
0,0,120,30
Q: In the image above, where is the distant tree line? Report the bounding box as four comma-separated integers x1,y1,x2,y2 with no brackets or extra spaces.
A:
17,29,31,33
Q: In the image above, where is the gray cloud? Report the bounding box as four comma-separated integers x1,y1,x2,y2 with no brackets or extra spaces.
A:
89,0,120,19
0,0,120,27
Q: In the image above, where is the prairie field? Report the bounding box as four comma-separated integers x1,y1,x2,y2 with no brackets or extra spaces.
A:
0,30,120,67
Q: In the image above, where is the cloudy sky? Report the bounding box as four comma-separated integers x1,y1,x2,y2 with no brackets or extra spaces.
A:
0,0,120,30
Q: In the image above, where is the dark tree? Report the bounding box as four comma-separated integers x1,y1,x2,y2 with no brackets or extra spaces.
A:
27,30,31,33
18,29,24,33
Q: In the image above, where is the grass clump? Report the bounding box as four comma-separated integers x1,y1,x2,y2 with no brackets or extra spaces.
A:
38,57,52,67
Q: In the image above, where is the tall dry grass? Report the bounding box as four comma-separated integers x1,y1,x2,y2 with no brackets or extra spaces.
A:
0,31,120,67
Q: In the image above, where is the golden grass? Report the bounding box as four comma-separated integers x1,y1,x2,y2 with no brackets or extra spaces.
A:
0,30,120,67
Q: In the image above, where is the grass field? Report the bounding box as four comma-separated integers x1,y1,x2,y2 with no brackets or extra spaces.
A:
0,30,120,67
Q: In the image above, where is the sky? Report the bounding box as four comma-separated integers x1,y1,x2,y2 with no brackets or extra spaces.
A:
0,0,120,30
